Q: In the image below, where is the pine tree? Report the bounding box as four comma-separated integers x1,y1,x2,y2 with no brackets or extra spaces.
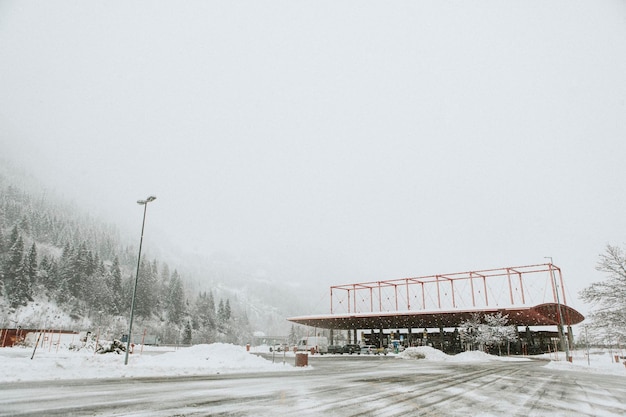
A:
217,299,226,323
207,291,215,313
109,256,124,314
19,215,31,236
182,321,193,345
70,243,97,300
54,242,75,304
150,259,161,311
38,255,52,290
194,292,216,329
6,235,30,307
57,242,78,300
25,243,38,286
0,226,5,255
166,270,186,325
134,258,155,318
158,263,171,315
7,225,19,249
83,258,113,315
288,325,297,345
224,299,231,321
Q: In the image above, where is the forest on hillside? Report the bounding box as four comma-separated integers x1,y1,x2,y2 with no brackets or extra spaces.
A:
0,178,255,345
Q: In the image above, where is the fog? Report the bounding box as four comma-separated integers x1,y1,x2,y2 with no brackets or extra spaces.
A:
1,1,625,313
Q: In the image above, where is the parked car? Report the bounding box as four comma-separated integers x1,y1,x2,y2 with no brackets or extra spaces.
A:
360,345,388,355
360,345,377,355
343,344,360,354
327,345,344,354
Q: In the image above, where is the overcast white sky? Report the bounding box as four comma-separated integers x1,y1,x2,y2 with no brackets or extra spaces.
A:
1,1,625,314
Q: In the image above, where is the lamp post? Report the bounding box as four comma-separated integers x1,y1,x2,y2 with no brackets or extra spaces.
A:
125,196,156,365
545,257,571,362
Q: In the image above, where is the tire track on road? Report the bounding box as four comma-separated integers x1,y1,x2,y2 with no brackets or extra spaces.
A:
349,364,524,417
253,363,523,416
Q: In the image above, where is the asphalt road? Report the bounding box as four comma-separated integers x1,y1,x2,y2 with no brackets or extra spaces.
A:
1,354,625,417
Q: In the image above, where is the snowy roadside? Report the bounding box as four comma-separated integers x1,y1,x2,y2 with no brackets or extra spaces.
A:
399,346,626,377
398,346,531,362
541,349,626,377
2,343,623,384
0,343,303,383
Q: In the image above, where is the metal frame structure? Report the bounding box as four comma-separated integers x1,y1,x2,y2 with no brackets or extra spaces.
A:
330,263,569,315
288,263,584,331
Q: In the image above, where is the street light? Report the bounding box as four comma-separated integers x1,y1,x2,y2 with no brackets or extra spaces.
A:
544,257,571,362
125,195,157,365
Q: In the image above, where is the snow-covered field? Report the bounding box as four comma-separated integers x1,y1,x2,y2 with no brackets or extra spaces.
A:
1,342,624,383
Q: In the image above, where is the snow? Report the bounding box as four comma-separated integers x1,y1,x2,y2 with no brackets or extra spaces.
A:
0,343,303,383
399,345,626,376
2,341,623,384
543,349,626,377
399,346,530,362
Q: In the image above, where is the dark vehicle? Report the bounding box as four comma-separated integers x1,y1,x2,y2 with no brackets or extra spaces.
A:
327,345,344,354
343,344,360,354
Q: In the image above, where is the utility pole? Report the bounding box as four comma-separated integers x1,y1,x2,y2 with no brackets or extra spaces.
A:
545,257,571,362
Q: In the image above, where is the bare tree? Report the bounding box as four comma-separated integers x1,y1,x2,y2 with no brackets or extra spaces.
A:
580,245,626,345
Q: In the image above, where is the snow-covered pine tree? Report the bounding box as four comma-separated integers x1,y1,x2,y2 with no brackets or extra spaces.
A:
224,299,231,321
166,270,185,325
109,256,124,314
134,258,156,318
7,235,30,307
25,243,37,286
217,299,225,323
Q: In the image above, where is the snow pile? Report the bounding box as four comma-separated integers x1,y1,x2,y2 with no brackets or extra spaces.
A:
399,346,448,360
0,343,300,383
398,346,529,363
145,343,282,372
543,350,626,377
448,350,525,362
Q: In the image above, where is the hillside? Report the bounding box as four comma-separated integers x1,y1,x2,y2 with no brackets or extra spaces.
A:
0,161,313,344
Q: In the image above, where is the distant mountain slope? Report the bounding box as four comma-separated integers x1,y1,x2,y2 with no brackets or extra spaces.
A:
0,160,315,343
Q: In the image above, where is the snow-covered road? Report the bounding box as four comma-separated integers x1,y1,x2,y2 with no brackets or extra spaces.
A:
1,354,625,417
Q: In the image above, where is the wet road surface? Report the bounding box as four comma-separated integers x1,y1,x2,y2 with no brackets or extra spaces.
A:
1,354,625,416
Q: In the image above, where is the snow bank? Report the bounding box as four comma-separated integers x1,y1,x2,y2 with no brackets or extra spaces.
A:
543,350,626,377
0,343,300,383
398,346,529,363
399,346,447,360
449,350,527,362
146,343,285,371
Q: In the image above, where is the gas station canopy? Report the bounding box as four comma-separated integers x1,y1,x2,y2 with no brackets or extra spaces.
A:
287,302,585,330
